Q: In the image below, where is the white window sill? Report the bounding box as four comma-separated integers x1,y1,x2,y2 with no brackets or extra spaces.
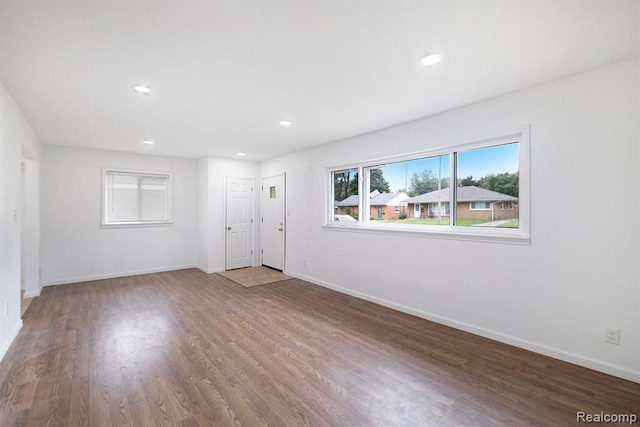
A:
322,223,530,245
101,221,173,229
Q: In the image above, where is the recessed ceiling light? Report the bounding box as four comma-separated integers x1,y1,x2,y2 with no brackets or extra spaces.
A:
142,140,154,145
238,151,246,157
279,120,292,126
420,54,442,66
134,85,152,94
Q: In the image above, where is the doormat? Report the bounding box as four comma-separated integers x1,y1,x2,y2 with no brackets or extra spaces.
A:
218,266,294,288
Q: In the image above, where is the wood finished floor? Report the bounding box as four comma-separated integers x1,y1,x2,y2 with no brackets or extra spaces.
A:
0,269,638,426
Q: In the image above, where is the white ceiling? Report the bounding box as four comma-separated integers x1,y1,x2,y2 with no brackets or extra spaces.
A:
0,0,638,161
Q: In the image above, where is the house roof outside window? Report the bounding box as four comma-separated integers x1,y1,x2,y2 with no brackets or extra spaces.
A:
336,191,409,207
403,186,517,204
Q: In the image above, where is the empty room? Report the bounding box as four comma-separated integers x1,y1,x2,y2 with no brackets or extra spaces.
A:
1,0,639,425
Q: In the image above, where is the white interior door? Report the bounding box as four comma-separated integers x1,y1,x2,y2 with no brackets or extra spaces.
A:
261,174,285,271
225,177,253,270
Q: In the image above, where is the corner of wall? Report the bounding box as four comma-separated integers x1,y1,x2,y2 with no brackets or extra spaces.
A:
0,319,22,365
197,265,224,275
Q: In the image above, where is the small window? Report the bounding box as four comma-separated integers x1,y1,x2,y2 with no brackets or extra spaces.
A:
470,202,491,210
428,202,450,216
102,168,173,227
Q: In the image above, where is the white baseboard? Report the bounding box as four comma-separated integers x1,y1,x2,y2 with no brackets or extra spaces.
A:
287,271,640,384
42,264,199,287
197,265,224,274
23,290,40,298
0,319,22,364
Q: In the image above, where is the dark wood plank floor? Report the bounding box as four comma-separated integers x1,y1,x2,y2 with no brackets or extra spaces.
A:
0,269,638,426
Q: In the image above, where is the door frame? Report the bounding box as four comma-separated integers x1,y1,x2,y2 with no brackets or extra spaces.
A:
21,155,40,299
260,172,286,271
224,176,255,271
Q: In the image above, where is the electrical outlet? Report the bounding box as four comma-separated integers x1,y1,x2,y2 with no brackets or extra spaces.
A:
303,259,308,267
4,301,8,317
605,327,620,345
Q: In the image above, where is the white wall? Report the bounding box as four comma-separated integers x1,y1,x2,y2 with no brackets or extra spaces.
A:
198,157,260,273
41,146,198,284
261,58,640,382
0,81,40,361
40,148,261,283
197,158,211,271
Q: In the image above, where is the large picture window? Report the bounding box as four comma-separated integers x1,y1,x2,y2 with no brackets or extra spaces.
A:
325,127,529,242
102,168,173,226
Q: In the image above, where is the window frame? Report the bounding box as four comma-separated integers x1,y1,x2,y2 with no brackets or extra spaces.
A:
101,168,174,228
428,202,450,216
324,126,530,244
470,202,492,211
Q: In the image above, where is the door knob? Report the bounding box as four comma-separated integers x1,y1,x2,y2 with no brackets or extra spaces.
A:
227,227,232,230
278,222,283,232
